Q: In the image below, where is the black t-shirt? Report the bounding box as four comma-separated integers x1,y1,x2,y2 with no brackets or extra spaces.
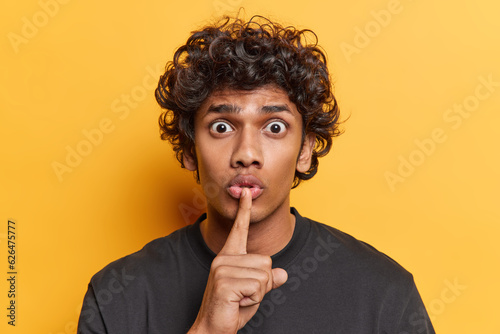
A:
77,208,435,333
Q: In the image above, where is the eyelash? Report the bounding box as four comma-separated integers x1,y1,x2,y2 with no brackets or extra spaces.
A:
208,119,289,135
210,121,234,134
264,120,287,134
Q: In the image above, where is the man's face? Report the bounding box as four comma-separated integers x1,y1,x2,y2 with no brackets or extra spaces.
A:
184,85,314,224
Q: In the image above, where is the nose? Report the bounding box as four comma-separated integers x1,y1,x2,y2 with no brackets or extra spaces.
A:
230,127,263,169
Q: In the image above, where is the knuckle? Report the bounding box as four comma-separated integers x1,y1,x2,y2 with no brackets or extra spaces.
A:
248,279,265,300
211,256,225,269
261,256,272,268
212,265,228,280
252,255,272,268
213,277,231,294
256,270,270,285
249,278,262,292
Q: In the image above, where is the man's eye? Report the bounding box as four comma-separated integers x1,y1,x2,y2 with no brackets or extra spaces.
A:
264,121,286,134
210,121,233,134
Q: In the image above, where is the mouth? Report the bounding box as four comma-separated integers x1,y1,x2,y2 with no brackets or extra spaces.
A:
226,175,264,200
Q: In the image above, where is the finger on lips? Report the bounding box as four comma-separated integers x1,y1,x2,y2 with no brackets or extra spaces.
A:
220,187,252,255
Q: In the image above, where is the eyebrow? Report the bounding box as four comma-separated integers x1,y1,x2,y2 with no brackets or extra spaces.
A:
206,104,292,115
207,104,242,114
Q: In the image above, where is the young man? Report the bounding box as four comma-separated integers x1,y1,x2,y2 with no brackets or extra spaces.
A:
78,16,435,333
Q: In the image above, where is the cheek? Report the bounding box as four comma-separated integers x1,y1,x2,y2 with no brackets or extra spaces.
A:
196,143,227,180
266,146,300,182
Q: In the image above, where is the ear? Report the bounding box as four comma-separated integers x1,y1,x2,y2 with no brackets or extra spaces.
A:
296,133,315,173
183,148,197,171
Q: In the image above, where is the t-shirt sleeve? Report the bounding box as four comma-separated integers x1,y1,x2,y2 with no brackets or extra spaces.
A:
77,283,108,334
395,282,436,334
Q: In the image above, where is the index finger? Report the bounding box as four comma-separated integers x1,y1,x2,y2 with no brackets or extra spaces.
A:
219,188,252,255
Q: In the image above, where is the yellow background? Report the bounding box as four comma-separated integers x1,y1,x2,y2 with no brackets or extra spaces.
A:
1,0,499,332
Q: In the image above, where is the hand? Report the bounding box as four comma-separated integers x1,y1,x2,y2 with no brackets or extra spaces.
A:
188,188,288,333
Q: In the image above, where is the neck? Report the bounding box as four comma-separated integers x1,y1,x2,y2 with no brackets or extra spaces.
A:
200,201,296,256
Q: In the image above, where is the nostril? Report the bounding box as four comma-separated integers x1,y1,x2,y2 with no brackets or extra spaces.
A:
235,160,260,168
231,137,263,168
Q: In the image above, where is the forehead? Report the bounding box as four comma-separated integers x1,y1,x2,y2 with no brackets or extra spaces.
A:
207,85,289,100
196,85,300,118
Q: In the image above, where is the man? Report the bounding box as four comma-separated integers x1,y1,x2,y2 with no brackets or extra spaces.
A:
78,15,435,333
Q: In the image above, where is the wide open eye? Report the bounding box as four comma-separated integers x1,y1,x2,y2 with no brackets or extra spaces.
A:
264,121,287,134
210,121,233,134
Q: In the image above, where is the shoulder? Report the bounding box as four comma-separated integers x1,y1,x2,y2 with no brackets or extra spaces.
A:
306,217,414,286
89,226,191,288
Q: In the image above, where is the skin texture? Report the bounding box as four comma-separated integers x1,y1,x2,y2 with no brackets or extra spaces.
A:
185,86,315,333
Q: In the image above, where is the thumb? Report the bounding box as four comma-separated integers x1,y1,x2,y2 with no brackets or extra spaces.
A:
271,268,288,290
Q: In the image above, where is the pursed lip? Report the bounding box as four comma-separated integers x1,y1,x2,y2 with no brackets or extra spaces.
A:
226,174,265,199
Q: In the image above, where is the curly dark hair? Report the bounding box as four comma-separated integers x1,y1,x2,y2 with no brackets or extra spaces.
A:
155,15,342,188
